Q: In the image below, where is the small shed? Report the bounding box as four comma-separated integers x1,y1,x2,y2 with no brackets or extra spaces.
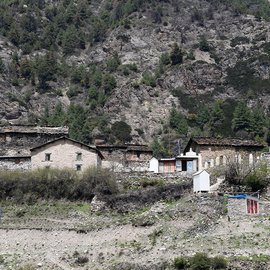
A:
149,157,159,173
227,194,260,219
193,170,210,193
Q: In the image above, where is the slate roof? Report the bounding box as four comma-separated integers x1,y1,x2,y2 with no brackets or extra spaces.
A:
184,137,265,152
97,144,152,153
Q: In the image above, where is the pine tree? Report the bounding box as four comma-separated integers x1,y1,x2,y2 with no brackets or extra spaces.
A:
232,102,251,132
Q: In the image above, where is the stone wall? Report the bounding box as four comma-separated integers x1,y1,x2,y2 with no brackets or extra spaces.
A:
31,139,101,171
0,126,68,156
199,145,260,169
0,156,31,171
227,198,247,220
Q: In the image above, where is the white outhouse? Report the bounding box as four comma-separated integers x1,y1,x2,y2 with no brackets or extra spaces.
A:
149,157,159,173
193,170,210,193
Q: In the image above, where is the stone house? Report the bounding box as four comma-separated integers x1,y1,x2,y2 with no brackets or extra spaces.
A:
184,137,265,170
0,125,69,170
97,144,152,172
31,137,103,171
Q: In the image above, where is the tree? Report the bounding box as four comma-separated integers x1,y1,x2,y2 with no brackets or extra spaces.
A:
232,102,251,133
250,107,266,137
169,109,188,135
170,43,183,65
151,138,166,158
34,53,57,90
111,121,132,143
209,101,225,136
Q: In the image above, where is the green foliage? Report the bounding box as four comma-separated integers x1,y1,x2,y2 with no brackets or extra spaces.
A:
141,71,156,87
160,52,171,65
103,73,117,94
244,163,269,192
232,102,251,132
151,138,166,158
208,100,225,136
199,35,211,52
170,43,183,65
230,36,250,47
189,253,212,270
34,52,58,90
169,109,188,135
173,256,188,269
111,120,132,143
0,168,118,203
0,58,5,73
211,256,228,269
106,54,121,72
173,254,227,270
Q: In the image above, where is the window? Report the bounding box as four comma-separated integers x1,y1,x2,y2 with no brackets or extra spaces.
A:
76,152,82,161
137,152,141,158
220,155,224,165
45,153,51,161
76,164,82,171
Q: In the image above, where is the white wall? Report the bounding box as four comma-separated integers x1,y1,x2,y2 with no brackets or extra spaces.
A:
149,157,159,173
31,140,100,171
193,170,210,192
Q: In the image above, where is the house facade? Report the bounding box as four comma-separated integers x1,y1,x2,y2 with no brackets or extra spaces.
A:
0,125,69,170
97,144,152,172
31,137,103,171
149,149,199,174
184,137,265,170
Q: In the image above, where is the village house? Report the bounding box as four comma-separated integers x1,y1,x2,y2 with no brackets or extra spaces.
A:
31,137,103,172
184,137,265,170
0,125,69,170
97,144,152,172
149,148,199,174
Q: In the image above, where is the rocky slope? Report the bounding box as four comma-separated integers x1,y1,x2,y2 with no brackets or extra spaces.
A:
0,0,270,144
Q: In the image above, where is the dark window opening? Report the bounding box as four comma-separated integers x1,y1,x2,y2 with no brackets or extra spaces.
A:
182,160,187,171
45,153,51,161
76,152,82,161
76,164,82,171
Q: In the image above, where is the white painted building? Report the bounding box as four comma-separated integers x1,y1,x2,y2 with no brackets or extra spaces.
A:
30,137,103,172
193,170,210,193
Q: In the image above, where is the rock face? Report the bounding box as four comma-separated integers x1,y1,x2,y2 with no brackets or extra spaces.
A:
0,0,270,143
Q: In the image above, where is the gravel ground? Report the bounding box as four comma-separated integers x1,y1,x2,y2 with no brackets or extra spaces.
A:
0,195,269,270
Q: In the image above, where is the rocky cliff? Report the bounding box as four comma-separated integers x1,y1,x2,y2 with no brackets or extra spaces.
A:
0,0,270,145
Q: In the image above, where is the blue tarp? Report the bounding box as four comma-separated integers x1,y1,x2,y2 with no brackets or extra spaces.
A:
226,194,247,199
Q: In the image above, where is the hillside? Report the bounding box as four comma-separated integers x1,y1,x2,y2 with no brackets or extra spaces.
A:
1,189,270,269
0,0,270,148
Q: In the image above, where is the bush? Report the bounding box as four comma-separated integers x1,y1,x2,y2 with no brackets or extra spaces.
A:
211,256,227,269
141,71,156,87
189,253,212,270
0,168,118,203
244,163,269,192
173,256,189,269
172,254,227,270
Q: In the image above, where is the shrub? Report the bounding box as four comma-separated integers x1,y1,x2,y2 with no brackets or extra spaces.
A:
211,256,227,269
141,71,156,87
173,256,189,269
189,253,212,270
0,168,118,203
244,163,269,192
170,43,183,65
